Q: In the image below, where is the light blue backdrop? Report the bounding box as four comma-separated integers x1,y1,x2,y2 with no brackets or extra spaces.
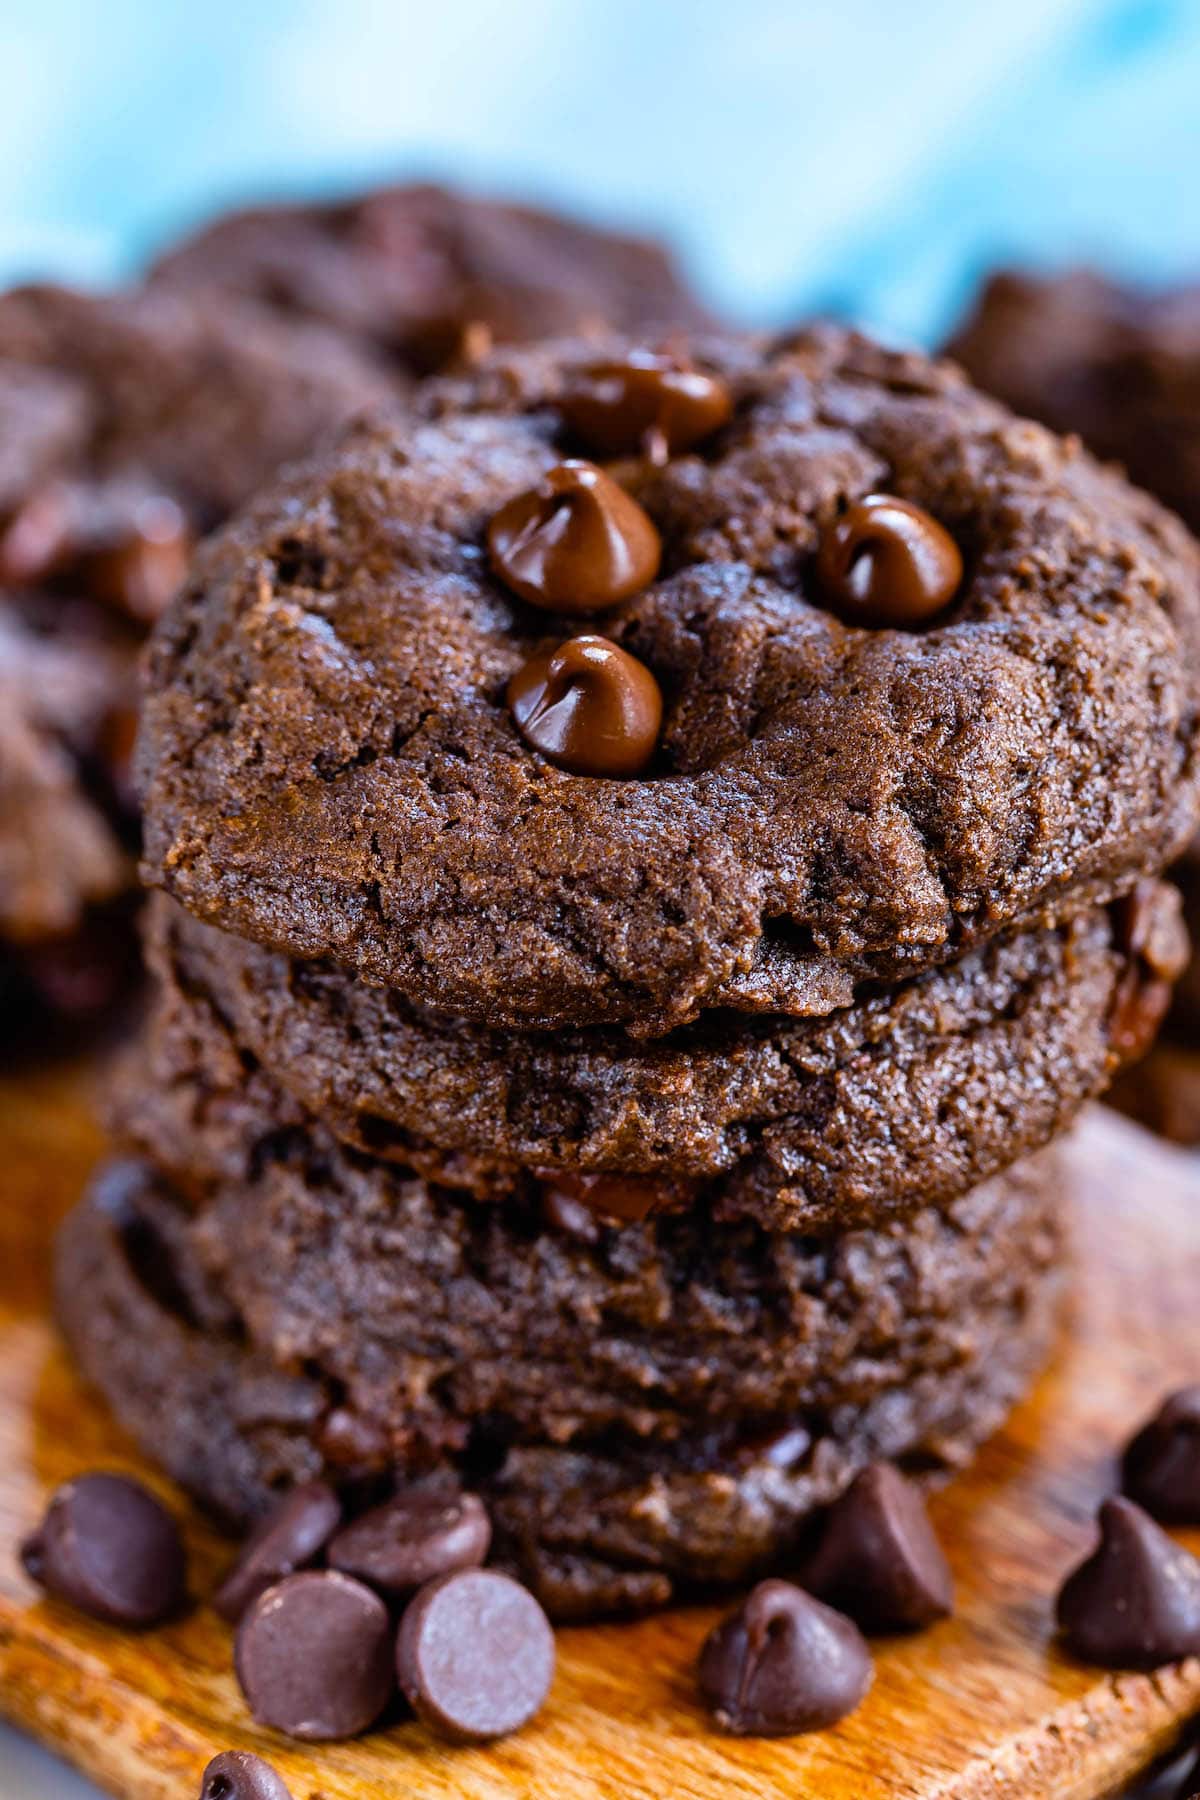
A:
4,0,1199,348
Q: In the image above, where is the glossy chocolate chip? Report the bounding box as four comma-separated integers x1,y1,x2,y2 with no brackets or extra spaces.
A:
1117,880,1190,983
328,1490,491,1601
234,1570,395,1741
1176,1750,1200,1800
816,493,962,628
213,1481,343,1622
1109,969,1173,1063
86,496,191,623
199,1751,293,1800
698,1578,873,1736
538,1170,684,1226
802,1464,953,1632
561,352,733,462
1055,1496,1200,1667
395,1569,555,1742
508,634,662,777
20,1472,186,1628
1122,1388,1200,1525
487,460,661,614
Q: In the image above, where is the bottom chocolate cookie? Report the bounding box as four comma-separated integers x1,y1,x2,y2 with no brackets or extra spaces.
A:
58,1145,1064,1621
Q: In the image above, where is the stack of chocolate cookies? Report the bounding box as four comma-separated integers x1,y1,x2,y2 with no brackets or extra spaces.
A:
60,325,1200,1620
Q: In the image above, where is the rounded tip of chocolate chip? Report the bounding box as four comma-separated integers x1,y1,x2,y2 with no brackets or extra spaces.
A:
213,1480,342,1622
395,1568,555,1743
561,353,733,461
21,1472,187,1628
803,1463,954,1632
327,1488,491,1601
200,1750,293,1800
698,1578,873,1737
1056,1495,1200,1668
234,1569,395,1741
1122,1386,1200,1525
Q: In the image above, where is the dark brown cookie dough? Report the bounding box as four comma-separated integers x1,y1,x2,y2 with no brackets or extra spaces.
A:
132,888,1164,1231
137,328,1200,1034
945,269,1200,534
148,183,712,374
57,1146,1062,1618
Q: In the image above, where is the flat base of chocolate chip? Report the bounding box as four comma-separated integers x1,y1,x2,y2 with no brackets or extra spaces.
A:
4,1084,1200,1798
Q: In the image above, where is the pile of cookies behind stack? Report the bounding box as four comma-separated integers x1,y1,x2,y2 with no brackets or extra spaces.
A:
51,317,1200,1743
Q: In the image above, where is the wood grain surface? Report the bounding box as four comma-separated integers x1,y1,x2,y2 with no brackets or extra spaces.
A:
0,1063,1198,1800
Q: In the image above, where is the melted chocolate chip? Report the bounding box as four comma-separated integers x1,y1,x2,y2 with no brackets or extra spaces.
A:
234,1570,395,1741
816,493,962,628
328,1490,491,1601
213,1481,342,1622
698,1578,873,1737
487,460,661,613
802,1464,953,1632
561,352,733,462
20,1472,186,1628
508,634,662,776
1117,880,1190,983
395,1569,555,1742
1055,1496,1200,1667
85,497,191,624
538,1169,682,1226
1109,969,1173,1063
1122,1388,1200,1525
199,1751,293,1800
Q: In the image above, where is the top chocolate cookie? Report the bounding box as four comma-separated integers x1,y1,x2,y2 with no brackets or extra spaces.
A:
137,327,1200,1033
148,183,713,373
946,269,1200,533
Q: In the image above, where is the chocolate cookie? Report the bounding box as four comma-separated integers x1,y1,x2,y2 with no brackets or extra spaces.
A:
128,888,1167,1232
57,1144,1062,1619
0,284,400,1035
137,328,1200,1034
148,183,712,374
945,270,1200,534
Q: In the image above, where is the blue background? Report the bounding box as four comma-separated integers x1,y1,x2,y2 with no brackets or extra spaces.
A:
2,2,1199,1794
4,0,1200,349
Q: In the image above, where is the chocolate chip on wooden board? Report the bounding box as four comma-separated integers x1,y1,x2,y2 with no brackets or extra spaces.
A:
698,1579,873,1736
395,1568,555,1742
213,1481,342,1621
802,1464,954,1631
1056,1496,1200,1667
1122,1387,1200,1525
234,1570,394,1741
327,1489,491,1601
199,1751,292,1800
20,1472,186,1627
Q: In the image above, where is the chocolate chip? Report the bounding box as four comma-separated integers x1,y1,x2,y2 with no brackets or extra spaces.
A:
698,1578,873,1736
316,1407,391,1471
816,493,962,627
1122,1388,1200,1525
1109,968,1173,1063
802,1464,954,1631
395,1568,555,1742
1176,1750,1200,1800
1117,880,1190,983
538,1169,683,1226
199,1751,292,1800
20,1472,186,1627
487,460,661,613
561,352,733,462
508,633,662,777
234,1570,394,1741
328,1490,491,1601
213,1481,342,1622
1055,1496,1200,1667
85,497,191,623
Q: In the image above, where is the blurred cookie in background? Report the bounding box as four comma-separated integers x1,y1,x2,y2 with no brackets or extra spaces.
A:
946,268,1200,1142
0,283,399,1052
147,182,715,373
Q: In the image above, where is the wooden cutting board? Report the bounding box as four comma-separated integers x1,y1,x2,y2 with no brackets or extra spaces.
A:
1,1062,1199,1800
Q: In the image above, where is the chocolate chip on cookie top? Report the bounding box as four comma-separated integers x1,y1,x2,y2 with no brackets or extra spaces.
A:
488,460,661,613
816,493,962,627
138,327,1200,1033
507,634,662,776
560,351,733,462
